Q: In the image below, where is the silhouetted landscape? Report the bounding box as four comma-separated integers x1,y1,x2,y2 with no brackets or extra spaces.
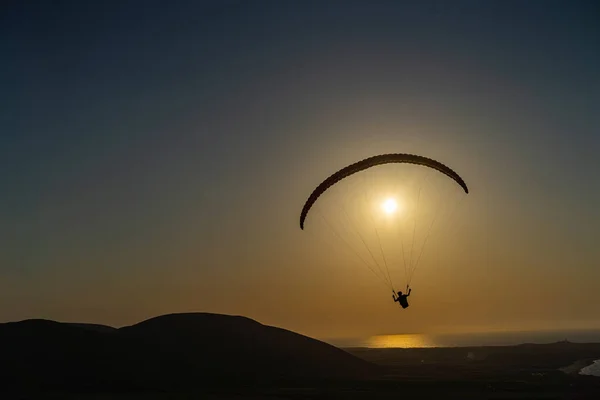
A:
2,313,600,399
0,313,375,391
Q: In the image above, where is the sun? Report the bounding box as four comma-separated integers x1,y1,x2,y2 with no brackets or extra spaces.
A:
381,197,399,215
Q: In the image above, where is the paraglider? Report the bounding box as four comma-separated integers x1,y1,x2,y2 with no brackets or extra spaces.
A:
299,153,469,308
392,288,412,308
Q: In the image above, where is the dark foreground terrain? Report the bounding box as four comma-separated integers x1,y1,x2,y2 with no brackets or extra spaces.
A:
1,313,600,399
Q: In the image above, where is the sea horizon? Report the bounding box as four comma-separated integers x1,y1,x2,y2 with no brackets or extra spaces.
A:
325,328,600,349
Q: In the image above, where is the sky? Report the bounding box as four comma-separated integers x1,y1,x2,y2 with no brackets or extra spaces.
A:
1,0,599,340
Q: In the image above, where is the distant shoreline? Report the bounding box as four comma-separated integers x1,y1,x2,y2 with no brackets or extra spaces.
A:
341,342,600,351
559,358,597,375
344,343,600,380
579,359,600,377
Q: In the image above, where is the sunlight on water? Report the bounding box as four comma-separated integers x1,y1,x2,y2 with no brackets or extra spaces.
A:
328,329,600,349
366,334,435,348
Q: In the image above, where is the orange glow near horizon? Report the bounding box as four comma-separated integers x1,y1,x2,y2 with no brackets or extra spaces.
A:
366,334,436,348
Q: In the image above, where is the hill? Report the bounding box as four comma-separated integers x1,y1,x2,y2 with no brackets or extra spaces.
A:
0,313,377,392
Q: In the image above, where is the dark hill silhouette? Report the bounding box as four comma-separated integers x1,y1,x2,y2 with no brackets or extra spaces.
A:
0,313,377,392
67,322,117,333
119,313,376,383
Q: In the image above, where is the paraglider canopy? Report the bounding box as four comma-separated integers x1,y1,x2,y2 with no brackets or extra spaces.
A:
300,153,468,230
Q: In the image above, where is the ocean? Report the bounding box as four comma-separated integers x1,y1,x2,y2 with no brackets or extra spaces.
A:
328,329,600,349
326,329,600,377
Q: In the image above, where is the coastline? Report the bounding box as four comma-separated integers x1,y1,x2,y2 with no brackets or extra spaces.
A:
579,359,600,376
559,358,598,375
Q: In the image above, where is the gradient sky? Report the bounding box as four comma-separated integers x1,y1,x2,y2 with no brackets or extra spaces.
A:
2,0,599,340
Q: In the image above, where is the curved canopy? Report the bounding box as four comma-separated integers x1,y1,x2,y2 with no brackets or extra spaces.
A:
299,153,468,230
